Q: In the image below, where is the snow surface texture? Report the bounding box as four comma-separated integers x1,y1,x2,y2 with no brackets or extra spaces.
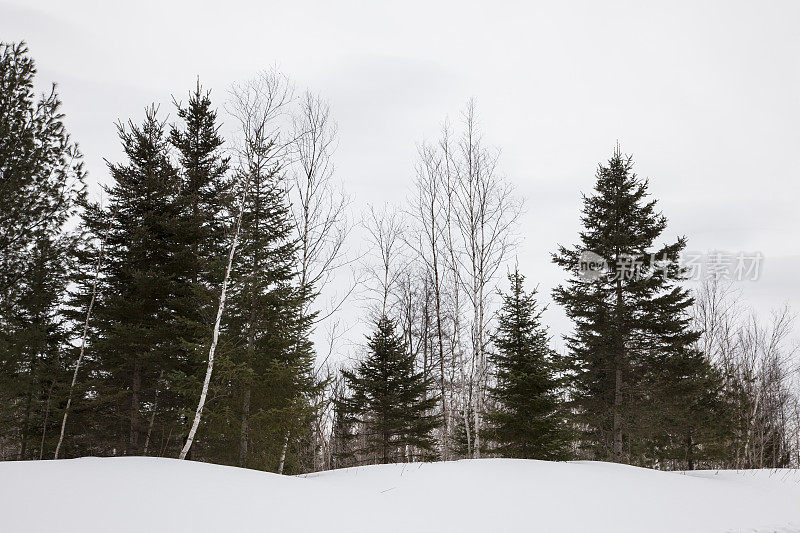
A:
1,457,798,532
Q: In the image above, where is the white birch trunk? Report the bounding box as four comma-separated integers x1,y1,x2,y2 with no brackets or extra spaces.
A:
179,186,247,460
277,431,290,474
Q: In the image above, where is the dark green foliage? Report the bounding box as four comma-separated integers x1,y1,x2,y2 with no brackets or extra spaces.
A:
637,349,732,469
166,84,234,454
70,106,187,456
18,71,320,470
0,41,85,459
487,269,571,460
338,316,439,464
169,82,232,295
196,137,318,473
330,376,357,468
0,42,85,300
552,147,725,467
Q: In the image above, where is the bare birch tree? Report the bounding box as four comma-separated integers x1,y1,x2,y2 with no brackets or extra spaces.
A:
408,141,451,458
451,101,521,458
400,103,521,459
288,91,352,321
439,123,470,457
363,204,407,318
693,274,800,468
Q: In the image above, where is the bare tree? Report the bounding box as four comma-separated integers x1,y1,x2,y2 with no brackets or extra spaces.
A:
399,103,521,459
439,123,470,457
693,274,800,468
363,204,408,318
735,306,798,468
276,91,361,473
288,91,352,321
692,271,742,369
408,140,452,458
308,322,347,471
450,101,521,458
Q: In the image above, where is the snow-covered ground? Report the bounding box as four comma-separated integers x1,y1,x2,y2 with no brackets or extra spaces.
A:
1,457,798,532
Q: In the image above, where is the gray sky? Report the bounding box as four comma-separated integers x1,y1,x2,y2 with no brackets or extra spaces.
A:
4,0,800,353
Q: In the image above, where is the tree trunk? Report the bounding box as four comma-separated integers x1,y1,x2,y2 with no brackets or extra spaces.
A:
462,398,471,458
39,382,55,459
613,366,623,461
19,385,33,459
239,388,250,467
472,392,481,459
143,369,163,455
130,356,142,454
277,431,289,474
432,262,449,459
612,276,624,462
472,291,481,459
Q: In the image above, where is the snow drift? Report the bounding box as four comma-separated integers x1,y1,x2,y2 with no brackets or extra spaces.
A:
1,457,798,532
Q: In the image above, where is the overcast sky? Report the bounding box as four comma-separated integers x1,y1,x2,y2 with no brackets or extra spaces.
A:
4,0,800,355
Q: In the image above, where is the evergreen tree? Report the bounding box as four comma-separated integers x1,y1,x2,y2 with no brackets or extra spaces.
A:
199,143,317,473
168,83,233,454
639,348,731,469
169,81,232,294
552,147,720,466
69,106,186,456
339,316,439,464
0,41,85,459
487,269,571,460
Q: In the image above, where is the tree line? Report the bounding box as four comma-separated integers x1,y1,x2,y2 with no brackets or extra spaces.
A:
1,41,798,472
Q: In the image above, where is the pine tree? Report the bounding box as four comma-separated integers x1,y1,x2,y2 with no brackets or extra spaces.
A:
487,269,571,460
552,147,716,465
339,316,439,464
68,106,186,456
0,41,85,459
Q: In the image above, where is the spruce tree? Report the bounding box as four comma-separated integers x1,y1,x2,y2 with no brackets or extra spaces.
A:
552,147,717,465
339,316,439,464
487,269,570,460
168,83,233,453
0,41,85,459
200,147,317,472
639,348,731,469
169,81,231,294
70,106,186,456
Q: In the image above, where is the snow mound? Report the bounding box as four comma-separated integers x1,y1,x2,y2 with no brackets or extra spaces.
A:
1,457,798,532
